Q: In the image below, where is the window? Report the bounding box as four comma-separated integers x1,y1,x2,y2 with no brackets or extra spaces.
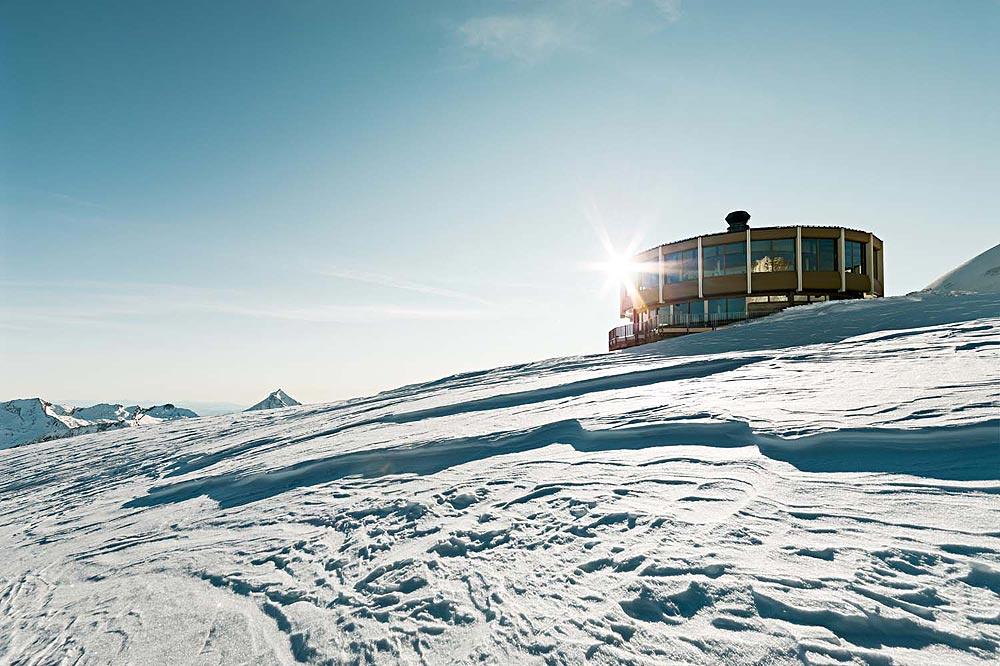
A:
639,269,659,290
801,238,837,272
751,238,795,272
873,248,880,280
846,241,866,274
666,301,704,325
707,297,746,322
664,248,698,284
703,242,747,277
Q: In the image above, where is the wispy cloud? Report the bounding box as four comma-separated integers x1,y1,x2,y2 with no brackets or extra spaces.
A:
454,1,683,64
652,0,683,23
220,303,494,324
457,14,576,63
0,278,494,331
319,268,492,305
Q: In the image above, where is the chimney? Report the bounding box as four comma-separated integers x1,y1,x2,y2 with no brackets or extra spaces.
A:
726,210,750,233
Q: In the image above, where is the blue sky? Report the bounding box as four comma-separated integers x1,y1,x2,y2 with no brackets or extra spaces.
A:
2,0,998,406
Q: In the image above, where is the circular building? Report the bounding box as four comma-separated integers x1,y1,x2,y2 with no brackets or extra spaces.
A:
609,211,884,350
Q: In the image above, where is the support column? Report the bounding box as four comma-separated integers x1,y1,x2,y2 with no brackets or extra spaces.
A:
745,229,752,294
658,246,664,304
839,228,846,293
697,236,703,299
795,226,803,293
866,233,875,293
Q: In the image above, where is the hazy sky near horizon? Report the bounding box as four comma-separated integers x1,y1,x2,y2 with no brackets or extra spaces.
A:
2,1,998,406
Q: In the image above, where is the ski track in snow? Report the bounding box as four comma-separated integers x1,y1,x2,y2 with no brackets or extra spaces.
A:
1,292,999,665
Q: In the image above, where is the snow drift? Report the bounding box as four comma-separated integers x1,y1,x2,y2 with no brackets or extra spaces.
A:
926,242,1000,294
0,290,998,665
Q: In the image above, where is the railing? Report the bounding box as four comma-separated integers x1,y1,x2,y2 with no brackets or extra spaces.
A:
608,310,775,350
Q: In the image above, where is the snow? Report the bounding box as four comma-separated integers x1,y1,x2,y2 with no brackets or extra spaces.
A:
246,389,302,412
926,243,1000,294
1,290,998,665
0,400,199,449
0,398,93,449
140,403,199,423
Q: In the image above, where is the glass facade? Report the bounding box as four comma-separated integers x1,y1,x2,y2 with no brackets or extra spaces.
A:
664,301,704,325
846,240,866,274
639,269,659,290
801,238,837,271
703,242,747,277
707,297,746,322
617,228,881,349
664,249,698,283
750,238,795,272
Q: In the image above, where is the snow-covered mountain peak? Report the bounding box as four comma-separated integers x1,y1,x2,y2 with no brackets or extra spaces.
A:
245,389,301,412
0,399,199,449
139,403,199,422
925,242,1000,294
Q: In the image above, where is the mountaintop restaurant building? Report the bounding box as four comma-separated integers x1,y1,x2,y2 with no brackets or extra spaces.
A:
609,211,884,350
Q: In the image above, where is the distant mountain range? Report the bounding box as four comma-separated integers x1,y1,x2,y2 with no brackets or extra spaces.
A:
0,399,198,450
1,389,305,449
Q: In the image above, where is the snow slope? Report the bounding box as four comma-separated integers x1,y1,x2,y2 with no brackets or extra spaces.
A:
1,291,998,665
926,243,1000,294
246,389,302,412
0,400,198,449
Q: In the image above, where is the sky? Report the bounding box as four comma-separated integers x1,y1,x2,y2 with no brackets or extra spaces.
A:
1,0,998,408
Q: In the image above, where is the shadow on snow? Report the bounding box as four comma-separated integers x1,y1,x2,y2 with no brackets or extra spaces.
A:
124,418,1000,510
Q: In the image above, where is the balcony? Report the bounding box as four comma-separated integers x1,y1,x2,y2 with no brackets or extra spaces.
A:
608,311,774,351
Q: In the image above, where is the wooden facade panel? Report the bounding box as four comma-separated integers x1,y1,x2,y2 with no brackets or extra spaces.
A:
662,281,699,302
750,272,797,292
703,274,749,296
637,287,660,308
701,232,745,248
661,239,698,254
635,250,659,269
845,273,871,292
800,227,841,239
750,228,796,241
802,272,842,290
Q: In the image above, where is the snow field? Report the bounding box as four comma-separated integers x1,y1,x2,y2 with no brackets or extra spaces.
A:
1,291,998,665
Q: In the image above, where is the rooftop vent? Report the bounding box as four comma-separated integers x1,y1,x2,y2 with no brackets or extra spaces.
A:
726,210,750,232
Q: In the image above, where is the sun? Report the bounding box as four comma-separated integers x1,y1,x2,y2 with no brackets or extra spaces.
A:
595,251,638,293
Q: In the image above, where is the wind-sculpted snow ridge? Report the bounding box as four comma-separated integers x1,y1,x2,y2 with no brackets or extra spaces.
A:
1,291,998,665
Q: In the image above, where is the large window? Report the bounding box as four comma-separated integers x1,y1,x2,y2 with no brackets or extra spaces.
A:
846,240,867,274
664,249,698,284
751,238,795,272
707,297,746,322
639,269,659,290
666,301,704,325
801,238,837,272
703,242,747,277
